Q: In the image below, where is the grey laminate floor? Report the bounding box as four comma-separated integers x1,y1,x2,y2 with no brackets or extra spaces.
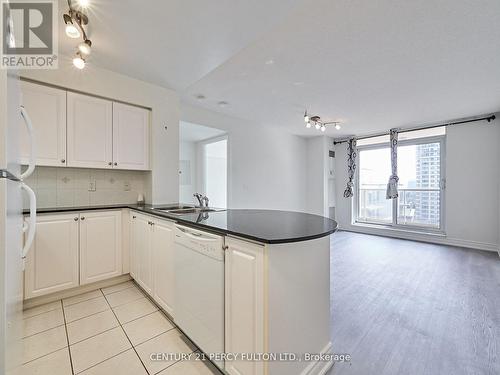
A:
328,231,500,375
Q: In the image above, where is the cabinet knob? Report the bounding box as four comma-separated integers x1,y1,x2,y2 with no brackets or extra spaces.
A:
81,217,85,221
222,245,229,251
74,217,78,221
61,159,66,163
114,162,118,166
132,216,136,219
108,162,112,166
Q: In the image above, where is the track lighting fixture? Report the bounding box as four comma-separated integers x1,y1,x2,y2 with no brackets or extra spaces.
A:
63,0,93,69
73,53,85,69
303,110,341,132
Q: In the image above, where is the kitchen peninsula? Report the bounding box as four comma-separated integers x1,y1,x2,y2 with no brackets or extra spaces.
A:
25,204,337,375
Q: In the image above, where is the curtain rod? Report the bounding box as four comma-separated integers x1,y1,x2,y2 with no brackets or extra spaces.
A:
333,114,496,145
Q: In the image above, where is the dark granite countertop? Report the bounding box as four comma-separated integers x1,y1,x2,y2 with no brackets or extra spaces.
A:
25,204,338,244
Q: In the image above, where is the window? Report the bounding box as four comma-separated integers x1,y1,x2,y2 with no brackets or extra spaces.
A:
356,130,445,232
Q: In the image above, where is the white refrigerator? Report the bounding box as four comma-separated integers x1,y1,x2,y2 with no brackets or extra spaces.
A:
0,67,37,373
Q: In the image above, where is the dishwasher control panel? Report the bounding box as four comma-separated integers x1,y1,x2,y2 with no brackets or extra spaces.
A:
174,225,224,261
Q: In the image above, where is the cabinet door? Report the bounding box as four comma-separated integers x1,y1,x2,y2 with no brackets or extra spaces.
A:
129,213,139,279
79,210,122,285
24,213,79,299
225,237,265,375
134,213,153,294
67,92,113,169
112,103,150,170
19,81,66,167
152,219,174,316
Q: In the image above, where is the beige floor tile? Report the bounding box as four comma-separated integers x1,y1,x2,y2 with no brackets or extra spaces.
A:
80,349,148,375
23,308,65,337
157,355,221,375
23,301,62,319
70,327,131,374
63,290,103,307
14,348,72,375
64,296,110,323
104,286,144,308
113,297,158,324
22,325,67,364
67,310,119,344
101,281,136,295
136,329,197,374
123,311,175,346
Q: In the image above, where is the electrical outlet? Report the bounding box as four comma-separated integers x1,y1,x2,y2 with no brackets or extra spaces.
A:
88,180,96,192
124,181,131,191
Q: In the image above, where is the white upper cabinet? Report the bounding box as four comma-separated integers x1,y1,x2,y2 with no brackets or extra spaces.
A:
113,102,150,170
19,81,67,167
67,92,113,169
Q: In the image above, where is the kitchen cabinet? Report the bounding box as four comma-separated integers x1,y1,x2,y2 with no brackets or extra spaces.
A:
24,210,124,299
19,81,67,167
152,219,175,316
20,83,151,171
24,213,79,299
113,102,150,170
224,237,265,375
130,213,153,294
79,210,122,285
130,213,175,316
67,92,113,169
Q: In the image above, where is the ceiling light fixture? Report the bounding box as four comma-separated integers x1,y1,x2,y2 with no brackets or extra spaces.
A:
78,39,92,55
73,53,86,69
78,0,90,7
303,111,341,132
63,0,93,69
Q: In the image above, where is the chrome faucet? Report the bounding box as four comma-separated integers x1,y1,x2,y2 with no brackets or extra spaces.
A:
193,193,209,208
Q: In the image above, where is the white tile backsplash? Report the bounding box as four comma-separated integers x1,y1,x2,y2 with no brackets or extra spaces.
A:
25,167,148,209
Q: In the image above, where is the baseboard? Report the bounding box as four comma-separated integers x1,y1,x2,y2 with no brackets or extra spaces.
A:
301,341,334,375
338,224,499,253
23,274,132,309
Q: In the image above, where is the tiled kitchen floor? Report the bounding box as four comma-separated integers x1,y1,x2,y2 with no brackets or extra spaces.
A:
20,281,221,375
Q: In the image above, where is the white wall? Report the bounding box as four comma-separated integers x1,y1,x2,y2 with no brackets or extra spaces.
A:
181,104,309,212
20,65,180,205
445,120,499,249
334,117,500,252
306,136,330,216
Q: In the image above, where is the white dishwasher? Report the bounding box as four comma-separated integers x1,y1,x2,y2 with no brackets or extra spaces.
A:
174,224,224,369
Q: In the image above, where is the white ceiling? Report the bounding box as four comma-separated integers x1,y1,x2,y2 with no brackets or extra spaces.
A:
61,0,500,138
180,121,226,142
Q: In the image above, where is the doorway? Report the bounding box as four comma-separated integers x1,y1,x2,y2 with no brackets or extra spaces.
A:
179,121,228,208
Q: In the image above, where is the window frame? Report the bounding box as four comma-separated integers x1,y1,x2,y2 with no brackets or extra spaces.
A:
354,134,446,234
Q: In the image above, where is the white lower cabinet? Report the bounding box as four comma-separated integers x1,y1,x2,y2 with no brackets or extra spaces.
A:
79,211,122,285
224,237,266,375
24,210,123,299
24,213,79,299
131,213,153,294
130,213,175,315
152,219,175,316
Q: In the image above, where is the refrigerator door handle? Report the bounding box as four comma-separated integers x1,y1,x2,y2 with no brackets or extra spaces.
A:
21,183,36,259
19,105,36,181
